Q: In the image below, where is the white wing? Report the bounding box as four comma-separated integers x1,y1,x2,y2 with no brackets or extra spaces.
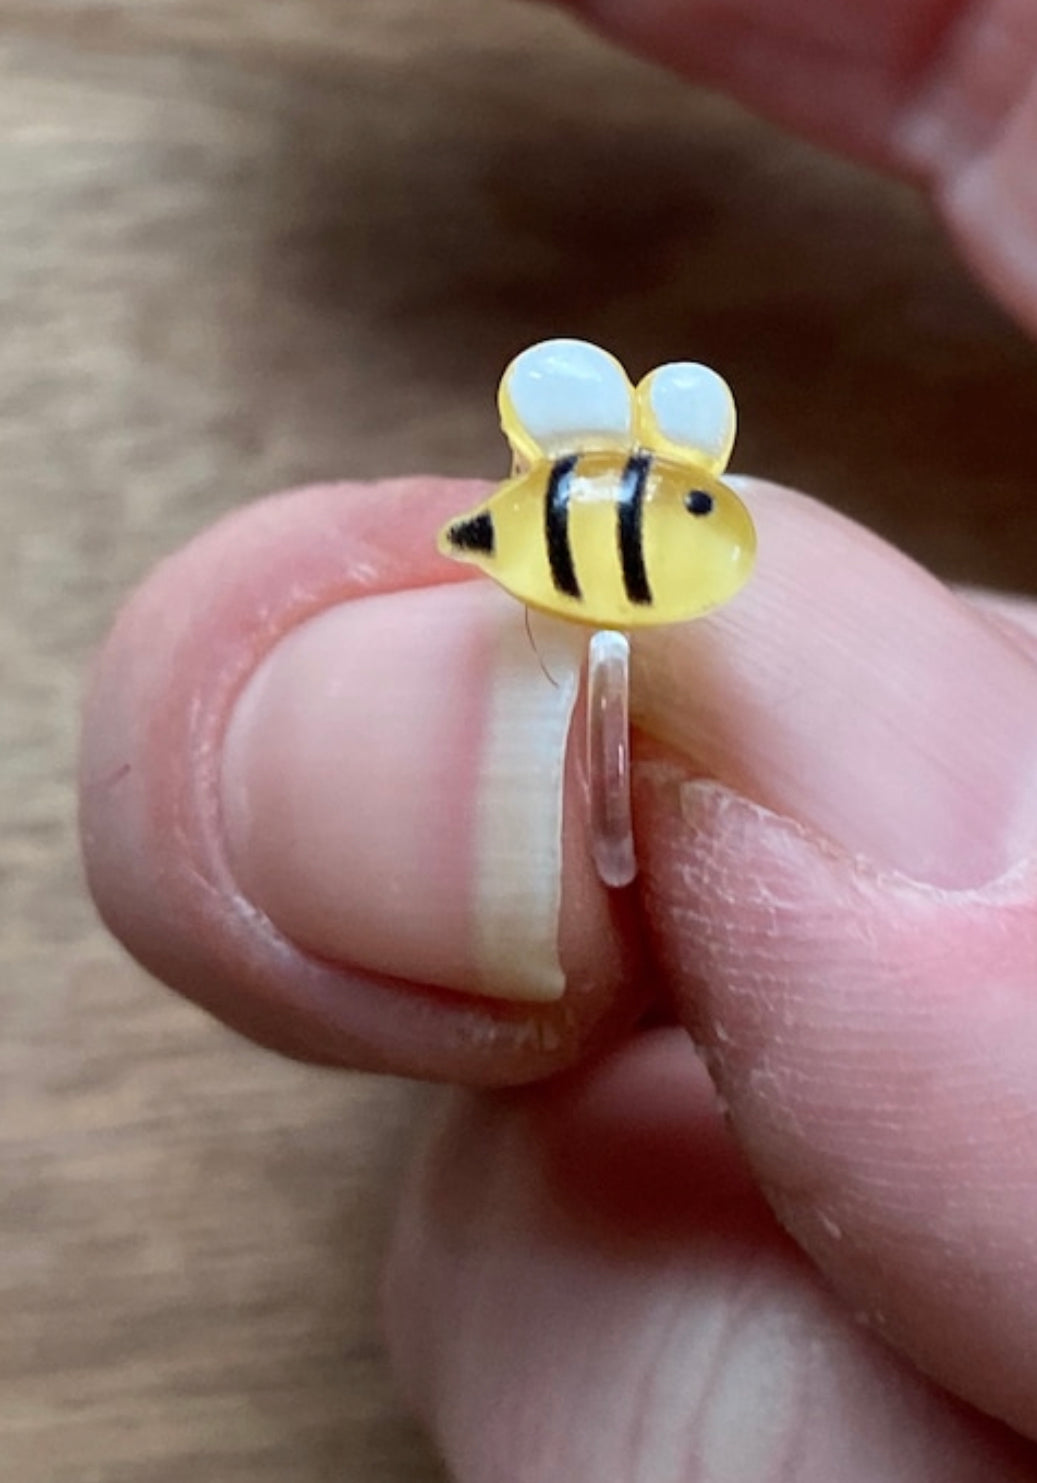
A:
636,362,736,473
499,339,634,463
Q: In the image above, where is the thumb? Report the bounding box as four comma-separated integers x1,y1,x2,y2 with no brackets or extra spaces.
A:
631,479,1037,1437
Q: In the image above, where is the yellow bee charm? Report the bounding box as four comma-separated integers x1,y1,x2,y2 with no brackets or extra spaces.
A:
438,339,756,629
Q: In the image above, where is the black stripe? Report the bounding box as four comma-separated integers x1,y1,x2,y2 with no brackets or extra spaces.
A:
544,454,581,599
447,511,495,555
616,453,652,605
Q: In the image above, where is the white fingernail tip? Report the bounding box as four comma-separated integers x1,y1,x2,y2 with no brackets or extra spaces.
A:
472,602,585,1002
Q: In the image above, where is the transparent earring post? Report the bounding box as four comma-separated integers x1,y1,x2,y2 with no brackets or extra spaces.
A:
587,629,637,888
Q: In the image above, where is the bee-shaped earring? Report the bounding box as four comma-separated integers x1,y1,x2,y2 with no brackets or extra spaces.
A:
438,339,757,888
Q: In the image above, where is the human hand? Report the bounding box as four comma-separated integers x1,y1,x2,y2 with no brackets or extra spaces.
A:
558,0,1037,339
79,1,1037,1476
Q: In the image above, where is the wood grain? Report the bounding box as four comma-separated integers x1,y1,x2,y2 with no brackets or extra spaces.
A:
3,2,1037,1479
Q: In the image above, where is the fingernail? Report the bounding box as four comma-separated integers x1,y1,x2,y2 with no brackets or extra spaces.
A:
632,483,1037,889
221,582,586,1002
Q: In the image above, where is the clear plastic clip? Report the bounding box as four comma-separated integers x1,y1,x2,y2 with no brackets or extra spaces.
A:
586,630,637,889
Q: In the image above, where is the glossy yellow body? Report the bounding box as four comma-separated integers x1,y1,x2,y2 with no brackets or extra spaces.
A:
438,450,756,630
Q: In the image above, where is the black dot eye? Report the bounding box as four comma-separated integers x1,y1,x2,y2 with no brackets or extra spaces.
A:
684,490,714,516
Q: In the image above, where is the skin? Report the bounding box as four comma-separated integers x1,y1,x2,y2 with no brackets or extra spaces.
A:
79,2,1037,1477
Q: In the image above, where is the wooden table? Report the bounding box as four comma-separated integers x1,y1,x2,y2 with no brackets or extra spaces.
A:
4,3,1037,1479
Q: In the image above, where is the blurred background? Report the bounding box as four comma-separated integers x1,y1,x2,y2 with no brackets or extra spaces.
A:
3,2,1037,1479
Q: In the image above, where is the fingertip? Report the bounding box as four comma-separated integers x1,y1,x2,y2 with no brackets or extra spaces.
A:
80,479,649,1084
636,763,1037,1435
